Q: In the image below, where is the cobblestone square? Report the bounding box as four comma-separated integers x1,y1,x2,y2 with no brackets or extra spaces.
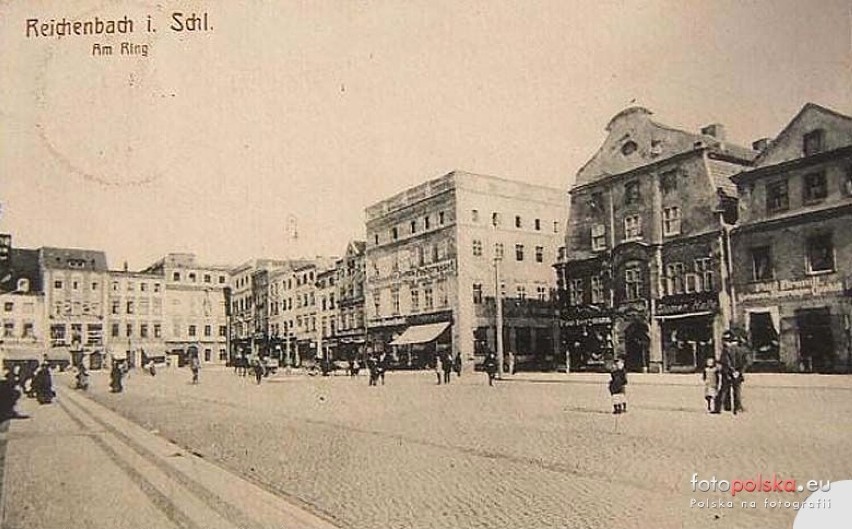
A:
79,368,852,529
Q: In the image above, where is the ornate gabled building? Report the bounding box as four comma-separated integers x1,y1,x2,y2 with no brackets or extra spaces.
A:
335,241,367,362
555,107,756,372
731,103,852,373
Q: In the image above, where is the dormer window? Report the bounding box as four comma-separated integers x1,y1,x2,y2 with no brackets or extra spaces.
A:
16,278,29,292
621,140,638,156
803,129,825,156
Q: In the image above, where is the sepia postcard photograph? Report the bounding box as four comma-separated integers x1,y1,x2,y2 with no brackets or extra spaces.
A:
1,1,851,528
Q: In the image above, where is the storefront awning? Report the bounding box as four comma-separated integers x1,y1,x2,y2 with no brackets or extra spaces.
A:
390,322,450,346
1,345,70,362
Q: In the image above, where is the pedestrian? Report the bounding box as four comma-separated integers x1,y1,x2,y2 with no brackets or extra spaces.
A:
608,357,628,414
32,363,54,404
507,350,516,376
0,368,25,420
453,353,462,377
702,357,718,412
442,351,452,384
367,353,378,386
714,331,748,414
75,363,89,391
253,357,264,385
434,353,443,385
110,361,124,393
483,351,498,386
190,354,201,385
147,360,157,377
728,335,749,414
378,352,388,385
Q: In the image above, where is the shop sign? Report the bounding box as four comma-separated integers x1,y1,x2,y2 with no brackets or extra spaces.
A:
561,316,612,327
561,306,612,327
367,259,457,287
739,275,846,303
656,293,719,317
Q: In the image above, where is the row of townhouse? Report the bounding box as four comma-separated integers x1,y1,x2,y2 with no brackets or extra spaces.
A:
0,243,231,369
554,103,852,373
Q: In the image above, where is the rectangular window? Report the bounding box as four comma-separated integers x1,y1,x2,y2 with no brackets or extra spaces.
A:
91,282,99,291
624,181,641,204
127,281,134,292
515,215,522,228
803,172,827,203
494,243,504,260
173,272,180,281
515,244,524,261
140,324,149,338
3,321,14,337
22,322,34,338
624,215,642,240
126,301,135,314
3,302,12,312
516,285,526,301
112,281,119,292
204,325,212,337
536,286,547,301
591,224,607,251
590,275,604,304
472,239,482,256
663,207,682,236
219,325,227,337
807,234,835,273
534,218,541,231
392,288,400,314
154,324,162,338
553,221,559,233
424,216,431,230
111,323,120,338
660,170,678,194
625,264,642,301
410,289,420,312
188,325,197,337
665,262,685,295
188,273,197,282
535,246,544,263
694,258,714,292
391,227,398,240
439,212,445,224
54,280,63,289
751,247,773,281
126,324,133,338
424,286,434,310
471,209,479,223
410,220,417,234
154,283,161,293
803,129,824,156
766,180,789,213
373,292,381,317
492,212,501,226
472,283,483,304
568,279,583,306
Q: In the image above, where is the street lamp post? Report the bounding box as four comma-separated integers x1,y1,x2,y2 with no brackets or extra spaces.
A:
493,214,504,379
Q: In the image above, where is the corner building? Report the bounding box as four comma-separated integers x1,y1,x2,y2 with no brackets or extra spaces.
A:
731,103,852,373
555,108,755,372
365,171,566,370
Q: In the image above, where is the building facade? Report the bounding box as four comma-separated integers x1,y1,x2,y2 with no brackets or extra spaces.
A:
731,103,852,373
142,254,230,365
335,241,367,362
365,171,566,370
105,269,166,368
0,237,46,365
40,247,109,368
555,108,756,372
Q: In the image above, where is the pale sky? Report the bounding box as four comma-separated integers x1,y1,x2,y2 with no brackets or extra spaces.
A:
1,0,851,270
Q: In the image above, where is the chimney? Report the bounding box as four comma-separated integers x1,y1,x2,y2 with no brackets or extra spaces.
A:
701,123,726,141
752,138,771,152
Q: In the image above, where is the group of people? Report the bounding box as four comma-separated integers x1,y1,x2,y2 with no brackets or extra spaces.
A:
703,331,748,414
433,350,462,385
0,360,55,420
366,352,389,386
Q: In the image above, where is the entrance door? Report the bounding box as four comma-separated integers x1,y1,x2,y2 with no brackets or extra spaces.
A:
796,308,834,373
623,322,649,372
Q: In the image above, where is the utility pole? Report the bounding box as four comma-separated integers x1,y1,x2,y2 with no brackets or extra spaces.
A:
493,215,504,379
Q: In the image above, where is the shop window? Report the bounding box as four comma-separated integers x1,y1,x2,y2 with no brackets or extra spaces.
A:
806,234,835,273
803,172,827,203
766,180,789,213
751,246,773,281
749,311,780,361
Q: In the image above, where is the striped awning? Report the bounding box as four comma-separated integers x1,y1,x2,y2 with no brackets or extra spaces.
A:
390,322,450,346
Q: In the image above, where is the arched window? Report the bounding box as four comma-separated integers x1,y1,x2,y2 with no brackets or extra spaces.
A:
16,278,30,292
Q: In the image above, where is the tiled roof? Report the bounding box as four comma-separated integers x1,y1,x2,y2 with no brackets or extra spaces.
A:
40,247,108,271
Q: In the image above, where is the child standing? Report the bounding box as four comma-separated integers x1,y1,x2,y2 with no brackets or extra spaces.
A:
608,357,628,414
702,357,719,412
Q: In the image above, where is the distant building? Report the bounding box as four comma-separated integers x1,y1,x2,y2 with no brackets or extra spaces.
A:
105,268,166,368
335,241,367,362
0,236,46,366
40,246,109,367
316,267,337,361
731,103,852,373
142,254,230,365
554,107,756,372
365,171,566,370
229,258,288,360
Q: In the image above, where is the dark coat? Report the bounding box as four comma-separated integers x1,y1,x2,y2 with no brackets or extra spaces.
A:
608,368,627,395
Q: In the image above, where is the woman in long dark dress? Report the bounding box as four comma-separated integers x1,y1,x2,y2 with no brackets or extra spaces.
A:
33,363,54,404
